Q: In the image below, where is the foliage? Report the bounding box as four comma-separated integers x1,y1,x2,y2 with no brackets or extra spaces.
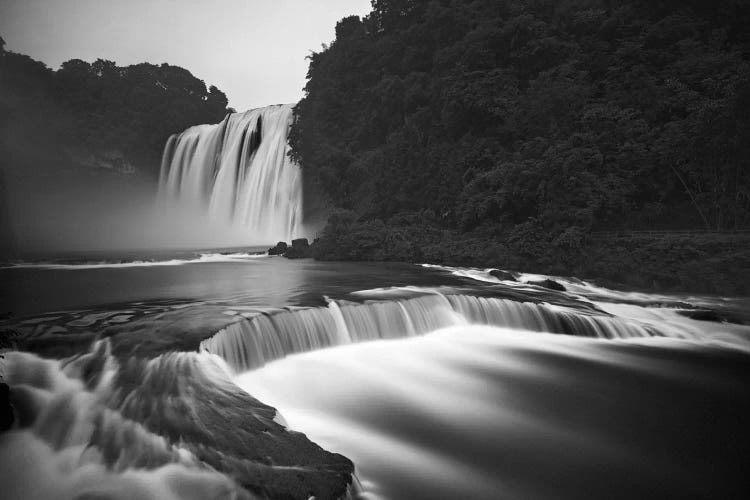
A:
309,215,750,294
290,0,750,261
0,39,229,175
312,209,440,261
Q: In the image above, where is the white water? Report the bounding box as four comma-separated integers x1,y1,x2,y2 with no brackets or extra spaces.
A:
235,324,750,500
220,269,750,499
158,104,303,244
0,252,267,270
0,345,249,500
202,286,741,373
3,261,750,499
421,263,750,311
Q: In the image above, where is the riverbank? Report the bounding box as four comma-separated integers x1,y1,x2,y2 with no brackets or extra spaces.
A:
306,213,750,296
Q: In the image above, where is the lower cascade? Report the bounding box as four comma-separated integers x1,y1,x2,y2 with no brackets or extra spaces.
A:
201,291,668,373
158,104,302,242
3,261,749,500
0,341,353,500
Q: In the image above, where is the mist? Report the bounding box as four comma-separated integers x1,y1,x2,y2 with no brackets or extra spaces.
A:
2,165,270,256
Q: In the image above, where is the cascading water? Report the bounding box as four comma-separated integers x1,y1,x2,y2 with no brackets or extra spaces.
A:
0,339,353,500
235,325,750,500
200,291,669,373
158,104,302,243
4,260,750,500
224,269,750,500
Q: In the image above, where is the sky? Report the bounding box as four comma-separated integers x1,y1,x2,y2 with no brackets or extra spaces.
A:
0,0,373,111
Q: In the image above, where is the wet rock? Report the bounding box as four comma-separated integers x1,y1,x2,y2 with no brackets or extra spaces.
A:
3,340,354,499
529,279,566,292
679,309,723,322
267,242,288,255
0,382,13,432
489,269,517,281
676,309,744,324
285,238,312,259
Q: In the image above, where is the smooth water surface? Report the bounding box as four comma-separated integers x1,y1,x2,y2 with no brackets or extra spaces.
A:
2,256,749,500
0,253,471,315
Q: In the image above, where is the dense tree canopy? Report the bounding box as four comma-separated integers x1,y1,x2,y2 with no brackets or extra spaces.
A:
0,39,230,175
290,0,750,237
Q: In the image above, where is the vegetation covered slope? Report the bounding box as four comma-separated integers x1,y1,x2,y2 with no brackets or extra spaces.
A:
289,0,750,292
0,36,230,177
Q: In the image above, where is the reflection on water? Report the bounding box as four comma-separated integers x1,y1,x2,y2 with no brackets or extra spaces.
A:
236,326,750,500
0,256,471,315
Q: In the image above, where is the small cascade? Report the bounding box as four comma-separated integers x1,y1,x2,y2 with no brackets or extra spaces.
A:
0,340,352,500
0,344,250,499
201,292,663,373
445,295,658,339
158,104,302,243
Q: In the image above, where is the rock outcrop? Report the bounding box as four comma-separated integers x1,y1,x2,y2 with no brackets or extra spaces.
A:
528,279,566,292
267,241,288,255
284,238,313,259
489,269,517,281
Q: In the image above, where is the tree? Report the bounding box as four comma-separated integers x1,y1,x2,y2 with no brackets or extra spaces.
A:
289,0,750,267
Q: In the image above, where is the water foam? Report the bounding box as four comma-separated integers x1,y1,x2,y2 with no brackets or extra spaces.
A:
200,290,678,373
0,252,267,270
0,346,248,500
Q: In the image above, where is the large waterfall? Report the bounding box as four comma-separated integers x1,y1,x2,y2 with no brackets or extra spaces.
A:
158,104,302,243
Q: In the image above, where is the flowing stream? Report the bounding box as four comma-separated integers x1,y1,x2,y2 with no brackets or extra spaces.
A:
2,254,749,500
228,272,750,500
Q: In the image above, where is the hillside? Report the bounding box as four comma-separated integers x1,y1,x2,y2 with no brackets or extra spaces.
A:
290,0,750,293
0,38,232,254
0,37,230,178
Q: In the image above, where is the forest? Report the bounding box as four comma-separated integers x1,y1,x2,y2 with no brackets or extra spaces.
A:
290,0,750,293
0,36,230,177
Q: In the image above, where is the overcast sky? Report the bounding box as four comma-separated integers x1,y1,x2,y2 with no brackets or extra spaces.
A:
0,0,372,111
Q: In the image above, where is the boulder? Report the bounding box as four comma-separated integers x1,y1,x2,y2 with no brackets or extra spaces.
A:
679,309,722,322
489,269,517,281
675,309,743,324
0,382,13,432
291,238,309,248
285,238,312,259
529,279,566,291
267,241,288,255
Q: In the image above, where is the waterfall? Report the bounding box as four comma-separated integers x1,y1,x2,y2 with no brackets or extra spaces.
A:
201,292,665,373
158,104,302,243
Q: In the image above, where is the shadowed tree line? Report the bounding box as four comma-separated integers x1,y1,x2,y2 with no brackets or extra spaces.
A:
0,36,230,177
290,0,750,292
